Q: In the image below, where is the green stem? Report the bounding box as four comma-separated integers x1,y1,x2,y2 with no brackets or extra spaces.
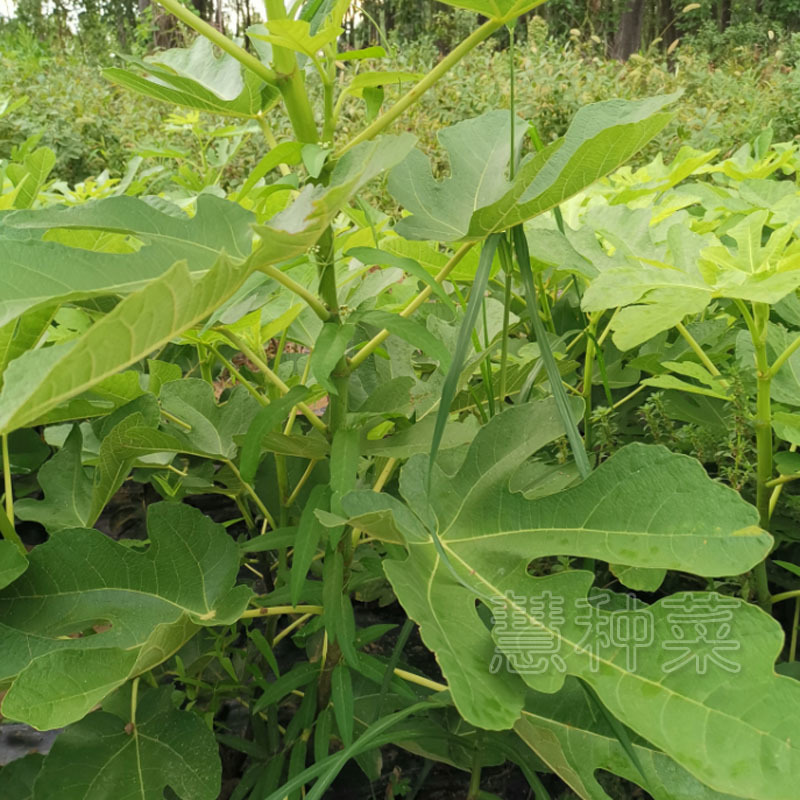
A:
155,0,277,86
209,346,269,406
792,597,800,661
675,320,726,382
338,17,504,156
766,473,800,488
161,408,192,430
130,676,140,728
498,270,513,403
583,316,598,457
0,434,24,555
752,302,773,610
285,459,318,508
346,242,476,372
536,272,555,334
222,332,327,434
222,457,277,530
264,0,319,143
260,264,331,321
240,604,324,619
767,331,800,380
316,227,349,433
612,383,647,410
467,748,482,800
2,433,13,527
771,589,800,605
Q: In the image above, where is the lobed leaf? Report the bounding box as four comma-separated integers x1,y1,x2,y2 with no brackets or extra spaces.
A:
0,502,251,730
435,0,547,20
32,688,221,800
340,399,793,798
0,194,254,328
515,680,740,800
388,96,677,242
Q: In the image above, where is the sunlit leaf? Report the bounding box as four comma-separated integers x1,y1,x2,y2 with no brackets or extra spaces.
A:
341,399,790,798
104,36,279,118
388,96,677,242
0,195,254,327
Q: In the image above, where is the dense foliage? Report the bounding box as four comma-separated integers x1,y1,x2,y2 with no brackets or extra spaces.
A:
3,1,800,799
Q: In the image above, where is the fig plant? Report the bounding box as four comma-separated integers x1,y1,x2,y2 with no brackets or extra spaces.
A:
0,1,799,798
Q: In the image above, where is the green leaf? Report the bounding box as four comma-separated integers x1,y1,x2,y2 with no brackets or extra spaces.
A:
291,485,329,606
332,664,354,746
302,143,332,179
359,310,452,369
88,410,160,525
0,502,250,729
33,688,221,800
0,195,254,327
389,97,676,242
609,563,666,592
381,237,490,282
105,36,278,118
341,400,782,798
253,134,416,261
15,425,92,533
515,680,740,800
253,19,342,59
240,385,311,483
435,0,547,20
0,253,255,435
234,141,304,201
642,374,730,400
309,322,355,395
0,754,42,799
511,226,590,478
146,358,182,396
27,370,148,428
347,246,454,308
584,210,800,350
341,70,422,97
0,305,55,386
389,112,526,242
5,146,55,209
429,237,500,488
0,539,27,590
737,324,800,406
335,45,386,61
330,427,360,521
253,431,330,459
160,379,260,459
772,412,800,446
362,415,479,458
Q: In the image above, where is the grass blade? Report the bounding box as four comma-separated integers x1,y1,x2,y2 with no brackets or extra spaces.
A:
509,226,591,479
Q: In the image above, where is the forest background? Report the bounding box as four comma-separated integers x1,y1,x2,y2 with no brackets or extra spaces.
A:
4,0,800,191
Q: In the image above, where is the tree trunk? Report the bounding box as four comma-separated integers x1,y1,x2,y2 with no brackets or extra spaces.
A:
658,0,676,49
717,0,732,32
611,0,644,60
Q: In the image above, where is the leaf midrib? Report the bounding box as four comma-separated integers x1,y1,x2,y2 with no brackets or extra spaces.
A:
442,543,787,753
2,584,211,618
